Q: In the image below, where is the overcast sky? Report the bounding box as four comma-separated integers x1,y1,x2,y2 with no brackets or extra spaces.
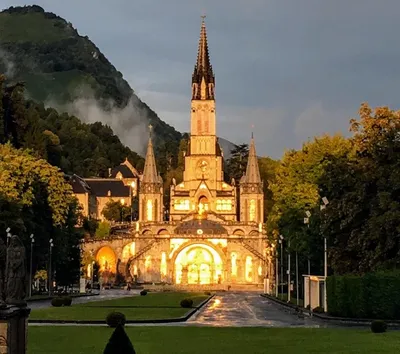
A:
1,0,400,158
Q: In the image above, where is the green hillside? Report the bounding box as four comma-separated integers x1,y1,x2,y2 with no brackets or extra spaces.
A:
0,5,182,161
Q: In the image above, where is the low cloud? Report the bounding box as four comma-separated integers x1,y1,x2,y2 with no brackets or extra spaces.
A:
0,47,16,79
46,85,149,156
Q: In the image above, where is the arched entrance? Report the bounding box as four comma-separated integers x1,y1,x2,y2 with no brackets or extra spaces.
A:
96,246,116,273
174,244,223,285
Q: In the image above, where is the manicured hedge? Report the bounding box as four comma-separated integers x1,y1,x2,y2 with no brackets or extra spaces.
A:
327,271,400,319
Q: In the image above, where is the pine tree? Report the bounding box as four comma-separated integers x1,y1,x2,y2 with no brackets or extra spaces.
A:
103,325,136,354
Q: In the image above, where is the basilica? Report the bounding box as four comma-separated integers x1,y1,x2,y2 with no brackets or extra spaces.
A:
79,19,273,287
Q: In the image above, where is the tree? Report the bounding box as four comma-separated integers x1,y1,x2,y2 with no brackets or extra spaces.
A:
268,134,352,274
102,200,131,222
0,143,82,283
319,103,400,274
258,156,279,220
103,325,136,354
95,221,111,239
225,143,249,181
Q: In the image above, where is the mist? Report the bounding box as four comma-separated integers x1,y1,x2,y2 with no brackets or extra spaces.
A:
45,87,150,156
0,47,15,79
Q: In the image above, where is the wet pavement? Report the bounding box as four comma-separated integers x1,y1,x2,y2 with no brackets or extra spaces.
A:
187,292,328,327
28,289,141,309
29,291,333,328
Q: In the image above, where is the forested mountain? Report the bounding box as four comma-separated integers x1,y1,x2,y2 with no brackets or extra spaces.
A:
0,76,144,177
0,5,182,160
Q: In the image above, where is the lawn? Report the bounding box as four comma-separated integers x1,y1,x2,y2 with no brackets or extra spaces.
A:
30,292,208,321
28,327,400,354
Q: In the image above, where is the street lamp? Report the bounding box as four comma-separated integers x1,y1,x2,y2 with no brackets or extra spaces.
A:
321,196,329,312
287,238,291,303
278,235,284,298
120,198,125,222
129,181,136,223
304,212,312,310
6,227,11,246
29,234,35,298
49,239,54,296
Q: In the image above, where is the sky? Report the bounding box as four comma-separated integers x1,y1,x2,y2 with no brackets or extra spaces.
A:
1,0,400,158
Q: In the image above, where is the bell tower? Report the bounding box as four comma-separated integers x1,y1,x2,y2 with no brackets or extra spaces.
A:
240,133,264,224
190,16,217,155
139,126,164,222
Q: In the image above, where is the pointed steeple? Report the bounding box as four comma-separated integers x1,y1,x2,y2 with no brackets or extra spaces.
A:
192,16,215,100
142,125,158,184
244,134,261,184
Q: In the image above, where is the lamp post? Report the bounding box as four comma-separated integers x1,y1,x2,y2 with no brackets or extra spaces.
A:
120,198,125,222
287,239,291,303
304,211,311,310
279,235,284,298
129,181,136,223
275,244,278,297
29,234,35,298
320,196,329,312
6,227,11,246
49,239,54,296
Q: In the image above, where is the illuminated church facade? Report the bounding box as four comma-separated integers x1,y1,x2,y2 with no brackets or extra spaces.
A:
82,19,274,287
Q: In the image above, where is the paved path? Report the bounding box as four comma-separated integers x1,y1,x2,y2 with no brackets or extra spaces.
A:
30,291,331,327
187,292,327,327
29,289,141,309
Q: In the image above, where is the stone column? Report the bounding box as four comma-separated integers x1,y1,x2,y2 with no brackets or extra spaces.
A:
0,306,31,354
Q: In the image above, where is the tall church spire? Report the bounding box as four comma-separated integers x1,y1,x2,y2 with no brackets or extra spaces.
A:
142,125,158,184
192,16,215,100
244,135,262,184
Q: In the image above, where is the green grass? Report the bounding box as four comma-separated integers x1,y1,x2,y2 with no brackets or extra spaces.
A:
30,292,208,321
0,13,73,42
28,327,400,354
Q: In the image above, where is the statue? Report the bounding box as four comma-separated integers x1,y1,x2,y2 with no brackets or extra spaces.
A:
0,237,6,308
5,235,27,307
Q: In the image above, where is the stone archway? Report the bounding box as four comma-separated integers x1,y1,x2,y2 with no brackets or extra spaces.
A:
173,243,224,285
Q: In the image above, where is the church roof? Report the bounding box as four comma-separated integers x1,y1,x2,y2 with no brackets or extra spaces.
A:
175,218,227,235
85,179,130,197
70,174,91,194
110,158,139,178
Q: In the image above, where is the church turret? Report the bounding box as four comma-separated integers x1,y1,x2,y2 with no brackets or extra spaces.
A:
244,134,262,185
139,126,163,222
240,134,264,223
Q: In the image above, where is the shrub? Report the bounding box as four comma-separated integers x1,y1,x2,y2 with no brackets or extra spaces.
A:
140,290,147,296
180,298,194,308
103,324,136,354
312,306,324,314
327,271,400,319
106,312,126,328
62,296,72,306
51,297,64,307
371,320,387,333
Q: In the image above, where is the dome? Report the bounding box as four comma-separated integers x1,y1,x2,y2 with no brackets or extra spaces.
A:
175,219,227,235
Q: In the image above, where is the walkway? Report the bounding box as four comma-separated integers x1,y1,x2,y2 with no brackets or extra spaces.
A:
30,291,330,327
187,292,326,327
28,289,141,309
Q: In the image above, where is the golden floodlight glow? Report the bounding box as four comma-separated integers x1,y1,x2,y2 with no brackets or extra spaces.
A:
121,242,135,262
175,244,222,285
96,246,116,273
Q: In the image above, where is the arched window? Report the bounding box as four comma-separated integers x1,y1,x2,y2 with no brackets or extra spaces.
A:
249,200,256,222
146,199,153,221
